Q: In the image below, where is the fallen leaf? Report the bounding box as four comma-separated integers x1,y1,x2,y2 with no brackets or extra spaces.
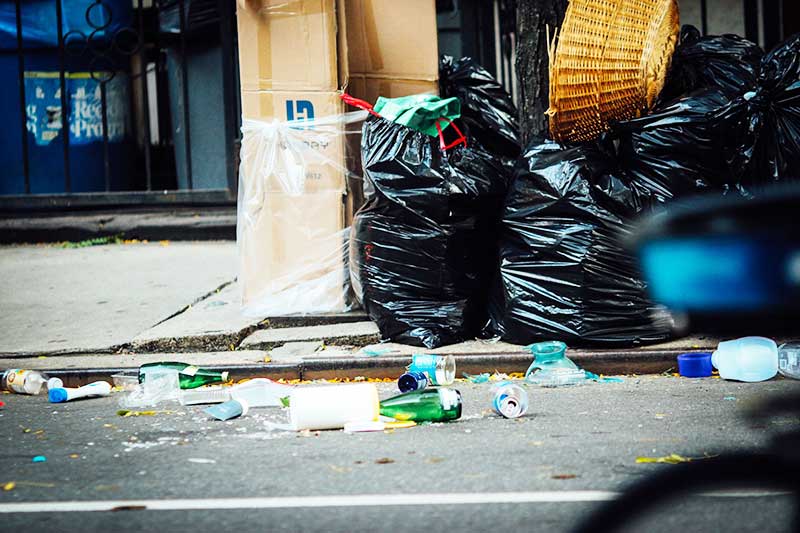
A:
636,454,691,464
263,356,272,363
552,474,577,480
426,457,445,464
329,465,351,473
375,457,395,464
3,482,15,491
95,484,120,492
111,505,147,512
69,454,79,459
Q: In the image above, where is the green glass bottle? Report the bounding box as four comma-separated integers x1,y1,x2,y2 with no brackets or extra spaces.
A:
139,362,229,390
379,388,462,422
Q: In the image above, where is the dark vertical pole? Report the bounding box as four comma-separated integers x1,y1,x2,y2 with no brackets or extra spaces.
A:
14,0,30,194
218,0,239,194
700,0,708,35
137,0,152,190
763,0,782,51
744,0,759,45
100,81,110,191
178,0,193,189
55,0,71,192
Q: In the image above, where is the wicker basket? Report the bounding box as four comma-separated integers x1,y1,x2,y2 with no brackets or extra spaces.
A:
547,0,679,144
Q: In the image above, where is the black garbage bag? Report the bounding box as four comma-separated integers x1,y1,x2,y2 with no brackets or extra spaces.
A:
659,25,763,103
439,56,521,159
719,33,800,184
614,88,735,206
494,141,672,345
351,115,508,348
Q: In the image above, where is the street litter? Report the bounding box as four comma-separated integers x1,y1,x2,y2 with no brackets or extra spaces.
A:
491,382,529,419
32,455,46,463
205,399,248,421
179,378,292,407
120,369,180,408
463,372,490,383
397,371,428,392
290,383,379,431
343,420,417,433
408,354,456,386
187,458,217,464
48,381,111,403
380,388,462,423
139,362,229,389
712,337,778,382
359,347,396,357
677,353,713,378
1,369,58,395
525,342,591,387
778,342,800,379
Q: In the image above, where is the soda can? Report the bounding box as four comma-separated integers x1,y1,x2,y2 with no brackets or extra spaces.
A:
397,371,428,393
492,382,529,419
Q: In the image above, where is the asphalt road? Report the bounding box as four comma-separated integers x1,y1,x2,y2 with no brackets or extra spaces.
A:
1,376,799,532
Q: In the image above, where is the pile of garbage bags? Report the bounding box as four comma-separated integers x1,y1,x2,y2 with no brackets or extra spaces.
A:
349,28,800,347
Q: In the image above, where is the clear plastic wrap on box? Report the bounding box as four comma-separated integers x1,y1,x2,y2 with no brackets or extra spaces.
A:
237,110,368,317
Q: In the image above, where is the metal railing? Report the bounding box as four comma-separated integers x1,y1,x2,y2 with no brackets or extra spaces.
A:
1,0,240,209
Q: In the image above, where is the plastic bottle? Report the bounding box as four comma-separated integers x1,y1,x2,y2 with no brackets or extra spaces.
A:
1,369,50,395
712,336,778,382
397,371,428,392
379,388,462,422
290,384,379,431
139,362,229,390
48,381,112,403
491,382,529,419
408,354,455,386
778,342,800,379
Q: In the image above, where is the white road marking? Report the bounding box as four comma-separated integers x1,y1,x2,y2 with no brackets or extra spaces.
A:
0,490,789,514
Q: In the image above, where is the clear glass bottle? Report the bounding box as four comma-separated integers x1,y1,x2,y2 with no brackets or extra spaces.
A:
139,362,229,389
379,388,462,422
778,341,800,379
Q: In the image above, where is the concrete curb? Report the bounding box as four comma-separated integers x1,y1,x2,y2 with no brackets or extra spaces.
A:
41,349,681,387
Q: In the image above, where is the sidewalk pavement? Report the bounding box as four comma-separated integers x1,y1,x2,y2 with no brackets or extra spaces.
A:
0,240,722,384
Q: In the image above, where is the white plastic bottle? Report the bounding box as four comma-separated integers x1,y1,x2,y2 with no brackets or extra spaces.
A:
712,336,778,382
230,378,292,407
1,369,49,395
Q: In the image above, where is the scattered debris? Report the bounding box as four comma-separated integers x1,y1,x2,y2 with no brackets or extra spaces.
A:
724,396,737,401
375,457,395,464
463,372,490,383
116,409,174,417
3,482,15,491
187,458,217,464
32,455,46,463
635,453,711,464
552,474,577,480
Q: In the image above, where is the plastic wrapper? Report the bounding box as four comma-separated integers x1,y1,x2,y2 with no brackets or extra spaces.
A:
439,55,521,159
237,110,368,317
614,89,735,206
718,33,800,185
659,25,763,103
351,114,509,348
493,141,672,345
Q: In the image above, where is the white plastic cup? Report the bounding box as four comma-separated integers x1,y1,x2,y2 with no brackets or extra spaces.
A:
289,383,379,430
712,336,778,382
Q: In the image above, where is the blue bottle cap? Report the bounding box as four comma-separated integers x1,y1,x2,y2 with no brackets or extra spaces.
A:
48,388,68,403
677,352,713,378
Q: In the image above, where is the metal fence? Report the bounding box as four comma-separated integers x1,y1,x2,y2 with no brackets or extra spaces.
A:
1,0,240,209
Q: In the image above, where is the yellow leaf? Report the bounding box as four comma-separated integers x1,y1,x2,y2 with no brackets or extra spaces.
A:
3,482,15,491
263,356,272,363
636,453,691,464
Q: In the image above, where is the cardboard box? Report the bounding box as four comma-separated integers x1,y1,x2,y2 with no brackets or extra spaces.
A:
346,76,439,103
343,0,439,81
236,0,340,91
240,91,347,193
239,190,348,314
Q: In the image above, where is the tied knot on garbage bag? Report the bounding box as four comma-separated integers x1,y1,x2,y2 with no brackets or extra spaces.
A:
343,93,511,348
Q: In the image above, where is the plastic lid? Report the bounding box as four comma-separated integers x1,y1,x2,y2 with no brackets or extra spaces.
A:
677,352,713,378
48,388,68,403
